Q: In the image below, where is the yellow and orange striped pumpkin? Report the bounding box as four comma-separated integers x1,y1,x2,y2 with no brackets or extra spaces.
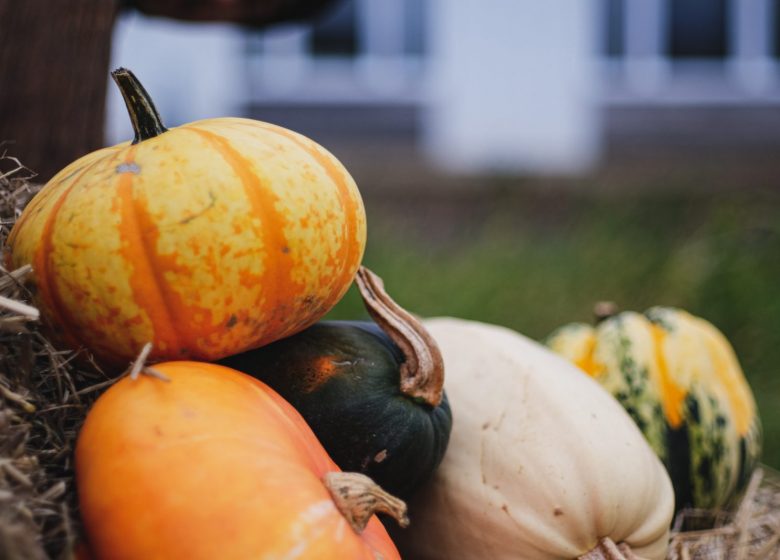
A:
5,68,366,367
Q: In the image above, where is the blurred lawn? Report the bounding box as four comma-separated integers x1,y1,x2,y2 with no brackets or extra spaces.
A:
326,185,780,469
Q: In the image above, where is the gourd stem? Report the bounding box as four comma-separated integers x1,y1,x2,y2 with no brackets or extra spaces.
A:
323,472,409,534
355,266,445,407
593,301,620,324
110,67,168,144
578,538,638,560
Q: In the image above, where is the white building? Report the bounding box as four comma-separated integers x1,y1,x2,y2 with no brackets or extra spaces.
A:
109,0,780,174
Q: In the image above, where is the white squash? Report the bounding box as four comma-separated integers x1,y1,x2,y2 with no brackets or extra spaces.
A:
396,318,674,560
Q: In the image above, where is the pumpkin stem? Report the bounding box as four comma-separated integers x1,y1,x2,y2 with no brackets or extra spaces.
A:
111,67,168,144
323,471,409,534
578,538,638,560
593,301,620,324
355,266,445,407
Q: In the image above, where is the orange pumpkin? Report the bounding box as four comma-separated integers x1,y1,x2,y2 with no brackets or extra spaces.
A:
5,68,366,366
75,361,405,559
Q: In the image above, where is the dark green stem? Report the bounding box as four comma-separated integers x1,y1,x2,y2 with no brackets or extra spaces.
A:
110,67,168,144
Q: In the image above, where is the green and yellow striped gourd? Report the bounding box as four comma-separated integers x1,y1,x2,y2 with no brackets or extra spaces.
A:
546,306,761,510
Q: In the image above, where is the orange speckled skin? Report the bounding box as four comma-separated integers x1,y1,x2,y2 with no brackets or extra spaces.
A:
5,118,366,366
75,362,400,560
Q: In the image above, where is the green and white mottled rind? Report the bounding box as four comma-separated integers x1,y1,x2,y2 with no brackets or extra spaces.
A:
546,307,762,510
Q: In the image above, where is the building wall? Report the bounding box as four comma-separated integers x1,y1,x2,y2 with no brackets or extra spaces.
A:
107,0,780,173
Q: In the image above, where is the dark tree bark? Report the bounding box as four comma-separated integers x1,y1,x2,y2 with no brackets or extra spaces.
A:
0,0,120,182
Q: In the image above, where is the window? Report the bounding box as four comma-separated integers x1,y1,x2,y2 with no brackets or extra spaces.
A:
774,0,780,57
669,0,728,58
311,0,358,56
602,0,625,57
405,0,427,55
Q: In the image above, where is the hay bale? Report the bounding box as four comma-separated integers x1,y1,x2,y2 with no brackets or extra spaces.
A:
669,467,780,559
0,155,111,560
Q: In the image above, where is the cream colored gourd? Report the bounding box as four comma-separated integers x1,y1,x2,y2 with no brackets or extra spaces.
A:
396,318,675,560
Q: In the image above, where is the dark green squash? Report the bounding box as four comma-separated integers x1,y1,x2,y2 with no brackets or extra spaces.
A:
219,267,452,499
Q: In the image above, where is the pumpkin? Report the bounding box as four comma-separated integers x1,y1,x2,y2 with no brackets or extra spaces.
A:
5,68,366,367
394,318,674,560
75,361,407,559
219,267,453,499
545,305,762,511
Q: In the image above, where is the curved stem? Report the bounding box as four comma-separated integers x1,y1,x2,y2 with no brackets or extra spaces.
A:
323,472,409,534
355,266,445,407
577,538,638,560
593,301,620,324
110,67,168,144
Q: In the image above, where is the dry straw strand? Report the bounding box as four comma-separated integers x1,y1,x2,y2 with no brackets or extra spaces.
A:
0,154,113,559
669,467,780,559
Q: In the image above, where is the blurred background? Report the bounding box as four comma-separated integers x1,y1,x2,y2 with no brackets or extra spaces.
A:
108,0,780,469
7,0,780,466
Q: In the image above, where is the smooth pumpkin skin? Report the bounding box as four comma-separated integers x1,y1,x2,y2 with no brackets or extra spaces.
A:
395,318,674,560
219,321,453,499
75,361,399,560
6,116,366,366
546,307,762,510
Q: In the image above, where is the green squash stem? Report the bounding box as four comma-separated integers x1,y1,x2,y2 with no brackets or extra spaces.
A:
578,538,639,560
323,472,409,534
355,266,445,407
110,67,168,144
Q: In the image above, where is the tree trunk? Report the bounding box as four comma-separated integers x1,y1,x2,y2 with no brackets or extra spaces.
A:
0,0,119,182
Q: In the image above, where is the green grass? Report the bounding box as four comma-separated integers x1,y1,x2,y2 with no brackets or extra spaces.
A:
327,187,780,468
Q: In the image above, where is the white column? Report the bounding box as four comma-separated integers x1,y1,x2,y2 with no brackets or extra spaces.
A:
357,0,405,56
356,0,408,94
424,0,600,174
729,0,774,95
250,26,310,97
107,13,246,145
623,0,669,95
